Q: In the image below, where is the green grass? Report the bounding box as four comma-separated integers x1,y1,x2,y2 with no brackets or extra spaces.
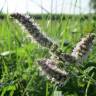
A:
0,14,96,96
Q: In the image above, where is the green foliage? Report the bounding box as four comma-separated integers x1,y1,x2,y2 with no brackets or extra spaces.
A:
0,14,96,96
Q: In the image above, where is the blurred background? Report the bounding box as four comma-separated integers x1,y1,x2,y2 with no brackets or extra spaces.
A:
0,0,95,14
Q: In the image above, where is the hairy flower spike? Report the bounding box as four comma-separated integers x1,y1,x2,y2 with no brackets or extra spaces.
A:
11,13,76,63
11,13,54,48
38,59,68,84
71,33,95,63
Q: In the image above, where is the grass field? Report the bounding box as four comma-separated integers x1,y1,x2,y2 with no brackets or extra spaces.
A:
0,14,96,96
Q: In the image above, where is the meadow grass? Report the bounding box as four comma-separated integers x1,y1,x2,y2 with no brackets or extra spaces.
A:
0,14,96,96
